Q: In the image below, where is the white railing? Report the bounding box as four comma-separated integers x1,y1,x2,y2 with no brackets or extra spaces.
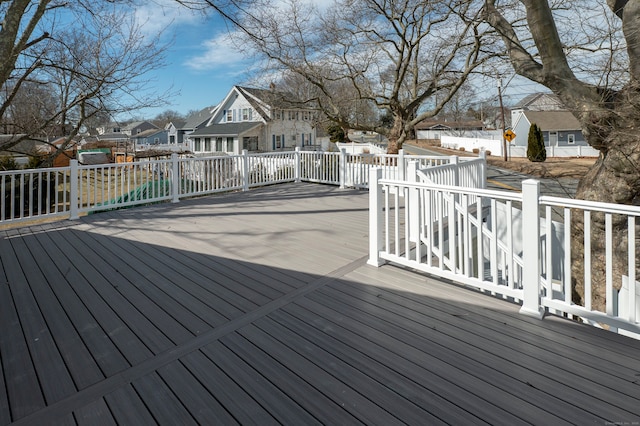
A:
369,170,640,338
1,148,475,225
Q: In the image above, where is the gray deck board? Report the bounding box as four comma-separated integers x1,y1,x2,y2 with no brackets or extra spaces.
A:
12,231,105,389
313,278,629,422
2,183,640,425
26,227,130,378
0,236,78,405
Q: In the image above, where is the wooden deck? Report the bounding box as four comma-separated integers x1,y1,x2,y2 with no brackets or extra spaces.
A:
1,183,639,425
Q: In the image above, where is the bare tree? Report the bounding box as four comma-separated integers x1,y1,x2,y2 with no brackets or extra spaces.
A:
226,0,498,152
0,1,172,162
0,80,58,136
153,110,186,128
484,0,639,312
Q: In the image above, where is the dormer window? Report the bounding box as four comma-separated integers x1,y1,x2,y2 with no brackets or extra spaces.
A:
242,108,252,121
226,109,233,122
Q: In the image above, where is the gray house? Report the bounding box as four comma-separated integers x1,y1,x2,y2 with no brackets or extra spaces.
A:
177,106,219,145
122,121,159,136
511,110,587,148
510,93,587,148
131,128,168,146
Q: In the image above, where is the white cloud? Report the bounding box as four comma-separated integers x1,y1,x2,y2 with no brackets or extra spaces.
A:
186,30,253,71
134,0,204,36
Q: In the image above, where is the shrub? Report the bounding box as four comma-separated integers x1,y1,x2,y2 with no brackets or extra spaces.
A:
527,123,546,162
0,155,19,171
485,150,491,156
459,147,465,152
472,148,480,154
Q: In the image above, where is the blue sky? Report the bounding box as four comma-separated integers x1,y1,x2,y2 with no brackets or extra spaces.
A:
133,2,257,119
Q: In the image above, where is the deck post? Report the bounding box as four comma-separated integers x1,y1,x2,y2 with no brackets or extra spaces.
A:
69,159,79,220
398,149,405,181
242,150,249,191
520,179,545,319
368,167,385,267
339,148,347,189
479,151,487,189
407,161,419,243
451,156,459,187
294,147,301,183
171,153,180,203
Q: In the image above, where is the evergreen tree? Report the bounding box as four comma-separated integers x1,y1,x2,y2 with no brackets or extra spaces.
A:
527,123,546,162
327,123,346,143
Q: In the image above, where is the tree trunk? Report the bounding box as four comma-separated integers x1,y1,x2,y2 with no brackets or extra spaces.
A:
570,85,640,313
387,112,409,154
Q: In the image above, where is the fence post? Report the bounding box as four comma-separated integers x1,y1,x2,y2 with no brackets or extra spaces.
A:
367,167,385,267
339,148,347,189
398,149,405,181
171,153,180,203
520,179,545,319
479,151,487,189
294,147,301,183
242,149,250,191
451,156,459,187
69,160,79,220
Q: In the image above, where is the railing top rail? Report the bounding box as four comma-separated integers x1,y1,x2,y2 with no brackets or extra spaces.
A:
378,177,522,202
541,195,640,216
0,165,69,175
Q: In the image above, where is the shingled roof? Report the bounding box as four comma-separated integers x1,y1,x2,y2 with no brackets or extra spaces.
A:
523,110,581,131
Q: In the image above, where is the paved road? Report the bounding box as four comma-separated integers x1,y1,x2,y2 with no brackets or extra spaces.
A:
403,144,579,198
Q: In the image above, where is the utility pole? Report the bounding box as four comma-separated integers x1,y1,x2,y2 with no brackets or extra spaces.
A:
498,79,507,161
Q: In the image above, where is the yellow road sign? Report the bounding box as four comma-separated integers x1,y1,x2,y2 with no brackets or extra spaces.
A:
504,129,516,142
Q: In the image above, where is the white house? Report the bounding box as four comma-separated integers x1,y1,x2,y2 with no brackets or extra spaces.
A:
187,86,317,155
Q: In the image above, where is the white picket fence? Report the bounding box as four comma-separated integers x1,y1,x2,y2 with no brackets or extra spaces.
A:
441,135,600,158
368,167,640,338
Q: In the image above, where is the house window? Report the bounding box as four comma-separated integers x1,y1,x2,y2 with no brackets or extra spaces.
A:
242,108,252,121
226,109,233,122
216,137,223,151
274,135,282,149
194,138,201,151
226,137,234,152
154,137,159,144
169,135,175,144
274,110,281,120
291,134,296,146
243,136,258,151
205,137,211,151
567,134,575,144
